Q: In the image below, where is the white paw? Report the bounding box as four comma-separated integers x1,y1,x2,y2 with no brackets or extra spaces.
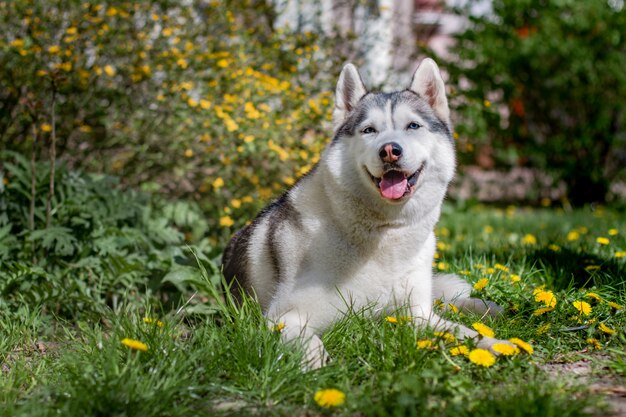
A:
303,335,330,370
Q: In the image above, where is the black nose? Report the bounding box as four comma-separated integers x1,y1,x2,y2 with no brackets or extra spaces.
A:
379,142,403,162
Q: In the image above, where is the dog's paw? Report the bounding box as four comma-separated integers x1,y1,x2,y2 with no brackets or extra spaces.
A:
303,334,330,370
476,337,517,355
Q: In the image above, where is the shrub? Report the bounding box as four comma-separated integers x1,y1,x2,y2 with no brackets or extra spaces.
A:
0,0,342,245
445,0,626,205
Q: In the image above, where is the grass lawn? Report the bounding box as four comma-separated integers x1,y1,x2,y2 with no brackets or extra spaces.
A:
1,204,625,417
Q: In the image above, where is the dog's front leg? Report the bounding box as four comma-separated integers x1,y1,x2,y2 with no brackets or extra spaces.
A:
270,310,329,369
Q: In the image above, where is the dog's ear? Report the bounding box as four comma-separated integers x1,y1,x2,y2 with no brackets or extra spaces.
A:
409,58,450,123
333,63,367,130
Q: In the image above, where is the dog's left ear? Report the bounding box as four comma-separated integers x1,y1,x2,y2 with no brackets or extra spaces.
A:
409,58,450,123
333,63,367,130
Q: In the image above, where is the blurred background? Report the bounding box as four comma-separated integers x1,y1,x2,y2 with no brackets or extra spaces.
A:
1,0,625,248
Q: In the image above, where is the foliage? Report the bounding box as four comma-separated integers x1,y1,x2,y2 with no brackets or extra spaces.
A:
0,0,341,244
0,152,212,317
445,0,626,204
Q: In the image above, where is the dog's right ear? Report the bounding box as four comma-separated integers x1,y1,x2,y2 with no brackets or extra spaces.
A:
333,63,367,130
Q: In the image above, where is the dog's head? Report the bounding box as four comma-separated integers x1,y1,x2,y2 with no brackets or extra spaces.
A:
328,59,455,209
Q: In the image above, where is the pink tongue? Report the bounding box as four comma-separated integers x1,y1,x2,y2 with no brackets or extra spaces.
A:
380,171,407,199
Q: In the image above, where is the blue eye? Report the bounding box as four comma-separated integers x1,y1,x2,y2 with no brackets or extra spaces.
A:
407,122,421,130
362,126,377,134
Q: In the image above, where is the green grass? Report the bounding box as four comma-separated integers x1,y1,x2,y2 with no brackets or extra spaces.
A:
1,204,624,417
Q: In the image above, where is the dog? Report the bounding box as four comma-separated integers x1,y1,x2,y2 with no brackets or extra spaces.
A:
222,58,510,368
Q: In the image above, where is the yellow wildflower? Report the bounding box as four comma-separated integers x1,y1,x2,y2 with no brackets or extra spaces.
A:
184,149,193,158
615,251,626,258
212,177,224,189
121,338,148,352
585,292,602,302
41,124,52,133
200,99,211,109
586,338,602,350
231,199,242,209
47,45,60,54
533,307,555,316
219,216,234,227
548,244,561,252
416,339,435,349
450,345,469,356
607,301,623,310
143,317,164,327
510,274,521,282
472,322,495,338
473,278,489,291
273,322,285,332
521,234,537,245
491,343,520,356
494,264,509,272
608,228,619,236
598,323,616,335
567,231,580,241
437,262,448,271
434,331,456,344
483,100,492,108
384,316,398,324
468,348,496,367
314,388,345,408
104,65,116,76
534,289,557,308
447,303,459,314
572,300,592,316
508,338,533,354
596,237,610,245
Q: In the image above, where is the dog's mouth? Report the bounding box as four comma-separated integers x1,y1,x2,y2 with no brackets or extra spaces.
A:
366,163,425,200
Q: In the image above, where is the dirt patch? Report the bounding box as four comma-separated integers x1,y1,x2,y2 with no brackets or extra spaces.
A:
539,353,626,416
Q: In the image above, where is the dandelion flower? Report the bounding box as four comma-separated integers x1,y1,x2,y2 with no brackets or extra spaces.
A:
596,237,610,245
615,251,626,258
607,301,623,310
567,231,580,241
434,331,456,344
548,244,561,252
416,339,435,349
41,124,52,133
385,316,398,324
472,322,495,338
468,348,496,367
608,228,619,236
508,338,533,354
103,64,116,77
532,307,555,316
534,290,557,308
450,345,469,356
521,234,537,245
586,338,602,350
273,322,285,332
219,216,234,227
473,278,489,291
585,292,602,302
314,388,345,408
510,274,521,282
143,317,164,327
573,300,592,316
491,343,520,356
212,177,224,189
121,338,148,352
598,323,616,335
447,303,459,314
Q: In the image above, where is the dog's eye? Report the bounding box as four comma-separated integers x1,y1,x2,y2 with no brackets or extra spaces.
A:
361,126,377,134
407,122,421,130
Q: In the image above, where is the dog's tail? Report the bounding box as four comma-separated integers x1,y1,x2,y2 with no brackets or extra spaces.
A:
433,273,503,318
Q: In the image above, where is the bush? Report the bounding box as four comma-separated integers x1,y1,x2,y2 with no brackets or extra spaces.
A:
0,152,213,317
0,0,342,246
445,0,626,205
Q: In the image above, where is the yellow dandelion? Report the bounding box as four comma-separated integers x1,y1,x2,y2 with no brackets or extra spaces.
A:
494,264,509,272
615,251,626,258
473,278,489,291
472,322,495,338
450,345,469,356
508,338,533,354
212,177,224,189
534,290,557,308
596,237,610,245
143,317,164,327
598,323,616,335
567,230,580,241
468,348,496,367
521,234,537,245
314,388,345,408
231,199,242,209
187,98,198,107
585,292,602,302
216,59,229,68
41,123,52,133
536,323,551,335
607,301,623,310
572,300,592,316
586,338,602,350
200,99,211,109
608,228,619,236
121,338,148,352
184,149,194,158
104,64,116,76
447,303,459,314
47,45,60,54
385,316,398,324
548,244,561,252
416,339,435,349
510,274,521,282
273,322,285,332
219,216,234,227
437,262,448,271
491,343,520,356
483,100,492,108
434,331,457,344
177,58,188,69
584,265,600,272
533,307,555,316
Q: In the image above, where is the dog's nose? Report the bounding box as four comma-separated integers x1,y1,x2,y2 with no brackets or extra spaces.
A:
379,142,403,162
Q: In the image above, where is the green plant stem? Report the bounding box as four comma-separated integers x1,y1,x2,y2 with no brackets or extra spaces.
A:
46,85,56,230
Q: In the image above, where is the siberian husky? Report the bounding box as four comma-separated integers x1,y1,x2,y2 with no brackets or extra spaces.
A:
223,58,509,368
